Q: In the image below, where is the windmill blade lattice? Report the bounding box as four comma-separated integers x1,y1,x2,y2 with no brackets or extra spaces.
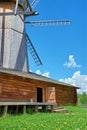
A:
25,33,42,66
31,0,40,9
25,20,70,26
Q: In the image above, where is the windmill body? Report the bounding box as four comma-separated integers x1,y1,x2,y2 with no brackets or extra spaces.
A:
0,0,70,72
0,1,29,72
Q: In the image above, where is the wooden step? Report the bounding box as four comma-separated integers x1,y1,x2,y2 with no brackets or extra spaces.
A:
52,105,69,113
53,108,69,113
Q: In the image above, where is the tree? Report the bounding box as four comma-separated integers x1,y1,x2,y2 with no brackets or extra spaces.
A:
80,92,87,104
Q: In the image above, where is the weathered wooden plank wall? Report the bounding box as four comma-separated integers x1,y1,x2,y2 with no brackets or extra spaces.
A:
55,86,77,105
0,72,77,105
0,76,56,103
0,2,28,72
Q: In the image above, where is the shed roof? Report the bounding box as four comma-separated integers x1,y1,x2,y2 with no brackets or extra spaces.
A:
0,68,79,89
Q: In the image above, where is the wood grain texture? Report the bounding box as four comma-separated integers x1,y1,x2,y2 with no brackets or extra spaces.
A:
55,86,77,105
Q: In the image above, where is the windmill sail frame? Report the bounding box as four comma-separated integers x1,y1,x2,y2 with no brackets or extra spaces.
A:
26,33,42,66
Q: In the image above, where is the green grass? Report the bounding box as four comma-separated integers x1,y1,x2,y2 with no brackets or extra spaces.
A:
0,106,87,130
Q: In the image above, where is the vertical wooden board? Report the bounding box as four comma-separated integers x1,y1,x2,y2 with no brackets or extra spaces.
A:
45,87,56,103
0,2,29,72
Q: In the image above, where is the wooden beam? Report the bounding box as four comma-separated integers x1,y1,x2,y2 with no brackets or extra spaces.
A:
14,0,19,15
34,105,38,113
0,101,56,106
0,11,38,16
51,105,54,112
23,105,26,114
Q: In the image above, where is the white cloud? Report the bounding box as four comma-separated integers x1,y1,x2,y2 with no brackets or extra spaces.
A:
64,55,81,68
35,70,50,77
35,70,41,75
59,71,87,93
42,72,50,78
29,69,32,72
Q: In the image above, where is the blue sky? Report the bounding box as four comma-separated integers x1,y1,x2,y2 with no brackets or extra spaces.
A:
26,0,87,93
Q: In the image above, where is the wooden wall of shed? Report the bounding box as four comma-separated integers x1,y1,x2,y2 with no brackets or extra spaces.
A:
0,77,56,103
55,85,77,105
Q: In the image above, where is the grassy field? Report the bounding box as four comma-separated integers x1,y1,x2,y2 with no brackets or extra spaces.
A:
0,106,87,130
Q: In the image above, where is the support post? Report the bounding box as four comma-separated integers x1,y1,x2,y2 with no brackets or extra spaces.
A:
23,105,26,114
2,105,8,117
14,0,19,15
16,105,19,114
34,105,38,113
51,105,54,112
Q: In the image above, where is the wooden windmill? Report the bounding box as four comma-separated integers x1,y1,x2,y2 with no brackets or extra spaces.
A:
0,0,70,72
0,1,79,116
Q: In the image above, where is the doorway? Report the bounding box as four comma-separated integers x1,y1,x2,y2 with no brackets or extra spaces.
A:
37,88,43,102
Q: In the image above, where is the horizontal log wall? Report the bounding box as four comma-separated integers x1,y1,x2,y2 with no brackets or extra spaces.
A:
0,73,78,105
55,85,77,105
0,82,36,102
0,77,56,103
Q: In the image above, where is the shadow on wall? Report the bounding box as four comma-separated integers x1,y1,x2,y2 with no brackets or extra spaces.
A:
0,10,5,66
14,30,29,72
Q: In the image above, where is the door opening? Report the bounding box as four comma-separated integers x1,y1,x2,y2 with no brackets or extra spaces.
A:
37,88,43,102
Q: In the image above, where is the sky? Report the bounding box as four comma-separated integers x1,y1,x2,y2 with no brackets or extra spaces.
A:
25,0,87,93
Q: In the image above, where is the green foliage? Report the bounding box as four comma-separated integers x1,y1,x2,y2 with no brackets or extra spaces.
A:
0,106,87,130
80,92,87,104
39,108,47,113
0,107,3,115
26,107,34,114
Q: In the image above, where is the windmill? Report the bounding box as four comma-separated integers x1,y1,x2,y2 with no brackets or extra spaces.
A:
0,0,70,72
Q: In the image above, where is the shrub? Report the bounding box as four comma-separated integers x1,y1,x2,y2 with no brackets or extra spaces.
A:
26,107,34,114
